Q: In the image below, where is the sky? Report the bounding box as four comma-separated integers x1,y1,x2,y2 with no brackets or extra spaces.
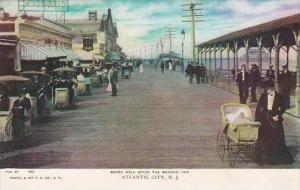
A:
1,0,300,58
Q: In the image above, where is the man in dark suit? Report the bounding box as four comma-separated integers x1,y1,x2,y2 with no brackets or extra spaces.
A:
249,64,261,102
186,62,194,84
236,64,250,104
12,90,31,138
278,64,292,110
160,61,165,73
194,63,201,84
200,64,206,83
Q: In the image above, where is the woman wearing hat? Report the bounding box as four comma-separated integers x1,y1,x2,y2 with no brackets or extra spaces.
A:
255,80,293,164
265,64,275,82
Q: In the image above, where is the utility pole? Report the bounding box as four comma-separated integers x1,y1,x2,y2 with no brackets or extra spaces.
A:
156,42,159,59
159,37,164,56
163,26,176,53
182,0,204,65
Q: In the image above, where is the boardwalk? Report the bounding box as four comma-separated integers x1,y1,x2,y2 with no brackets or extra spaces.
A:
0,66,299,168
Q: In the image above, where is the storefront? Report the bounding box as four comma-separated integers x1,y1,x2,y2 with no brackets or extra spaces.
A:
0,36,19,75
0,13,80,73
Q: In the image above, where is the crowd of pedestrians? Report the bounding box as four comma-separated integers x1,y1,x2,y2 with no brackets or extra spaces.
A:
235,63,293,110
185,62,207,84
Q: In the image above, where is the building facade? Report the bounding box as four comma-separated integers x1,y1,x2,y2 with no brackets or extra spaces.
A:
64,9,124,63
0,10,79,73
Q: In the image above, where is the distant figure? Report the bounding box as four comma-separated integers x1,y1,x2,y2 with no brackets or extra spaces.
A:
266,64,275,82
278,64,292,110
249,64,261,102
160,61,165,73
154,61,158,72
181,60,184,73
194,63,201,84
255,80,293,164
139,62,144,73
106,69,112,92
169,61,172,71
186,62,194,84
231,68,236,80
110,66,118,96
236,64,249,104
200,64,206,83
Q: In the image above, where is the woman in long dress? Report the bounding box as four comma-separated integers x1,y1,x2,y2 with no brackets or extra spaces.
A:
255,80,293,164
106,68,112,92
139,63,144,73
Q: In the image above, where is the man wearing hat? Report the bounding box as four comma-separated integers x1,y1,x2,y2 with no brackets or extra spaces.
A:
186,62,194,84
255,80,293,164
249,64,261,102
12,89,31,138
236,64,250,104
200,63,206,83
278,64,292,109
194,62,202,84
266,64,275,82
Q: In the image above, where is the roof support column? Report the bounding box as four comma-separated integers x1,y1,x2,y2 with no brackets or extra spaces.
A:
256,37,263,72
204,48,207,69
209,46,212,82
244,39,250,72
272,33,280,83
286,46,290,68
219,45,225,70
219,45,225,82
15,42,21,72
200,49,203,63
213,46,218,81
226,43,231,84
267,47,273,72
233,41,239,79
292,29,300,116
197,48,200,63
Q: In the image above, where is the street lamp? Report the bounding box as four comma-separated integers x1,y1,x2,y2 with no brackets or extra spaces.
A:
181,29,186,73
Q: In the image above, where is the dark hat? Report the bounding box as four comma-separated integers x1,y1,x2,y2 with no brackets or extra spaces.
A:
282,64,288,68
262,79,275,88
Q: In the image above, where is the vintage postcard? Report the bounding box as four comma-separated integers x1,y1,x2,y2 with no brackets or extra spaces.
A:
0,0,299,189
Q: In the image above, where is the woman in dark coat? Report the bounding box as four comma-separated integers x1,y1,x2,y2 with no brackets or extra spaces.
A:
255,80,293,164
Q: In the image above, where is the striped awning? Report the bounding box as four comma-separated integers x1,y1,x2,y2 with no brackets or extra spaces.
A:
21,43,67,61
62,48,81,61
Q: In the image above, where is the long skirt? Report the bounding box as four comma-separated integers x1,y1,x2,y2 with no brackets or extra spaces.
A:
257,116,293,164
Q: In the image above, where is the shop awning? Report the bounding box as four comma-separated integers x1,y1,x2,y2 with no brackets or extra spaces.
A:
62,48,81,61
49,47,68,58
21,43,48,61
21,43,67,61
